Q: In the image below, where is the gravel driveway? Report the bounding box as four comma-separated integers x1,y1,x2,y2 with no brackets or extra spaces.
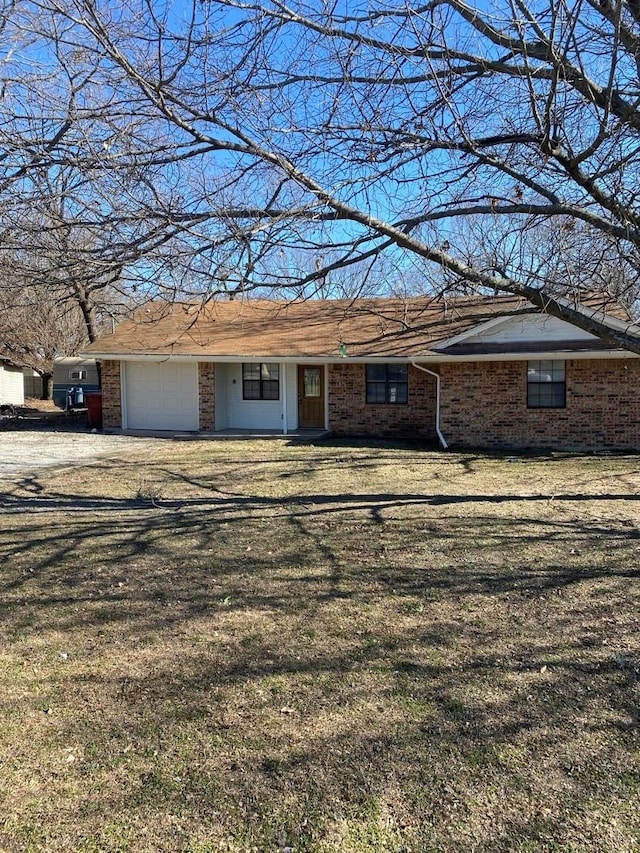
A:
0,430,161,480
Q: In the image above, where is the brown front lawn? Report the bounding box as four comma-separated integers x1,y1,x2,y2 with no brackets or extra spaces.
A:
1,440,639,852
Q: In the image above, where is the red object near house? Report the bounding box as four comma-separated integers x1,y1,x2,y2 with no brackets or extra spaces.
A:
85,391,103,429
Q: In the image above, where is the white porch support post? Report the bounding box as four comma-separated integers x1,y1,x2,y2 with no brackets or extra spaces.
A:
324,364,329,430
281,361,288,434
120,361,128,430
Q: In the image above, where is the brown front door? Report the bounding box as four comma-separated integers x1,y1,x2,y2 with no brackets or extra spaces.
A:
297,365,325,428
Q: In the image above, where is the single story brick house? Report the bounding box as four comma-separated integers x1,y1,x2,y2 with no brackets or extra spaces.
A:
81,294,640,450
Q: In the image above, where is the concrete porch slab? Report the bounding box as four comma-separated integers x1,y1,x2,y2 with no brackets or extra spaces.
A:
110,428,330,441
175,428,331,441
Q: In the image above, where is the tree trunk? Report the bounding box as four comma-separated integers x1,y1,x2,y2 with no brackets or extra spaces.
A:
40,372,54,400
74,282,99,343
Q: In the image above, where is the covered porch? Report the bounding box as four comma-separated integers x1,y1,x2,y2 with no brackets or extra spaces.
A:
212,362,327,434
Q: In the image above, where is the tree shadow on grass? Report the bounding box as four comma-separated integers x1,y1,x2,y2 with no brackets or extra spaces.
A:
1,468,638,592
10,597,639,852
1,467,640,850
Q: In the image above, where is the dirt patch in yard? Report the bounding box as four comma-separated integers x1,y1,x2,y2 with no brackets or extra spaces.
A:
0,399,89,432
0,441,639,852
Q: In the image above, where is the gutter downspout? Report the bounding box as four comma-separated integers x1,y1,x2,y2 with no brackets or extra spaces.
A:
411,362,448,450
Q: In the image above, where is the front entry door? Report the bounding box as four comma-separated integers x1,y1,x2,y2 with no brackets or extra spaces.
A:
297,365,325,428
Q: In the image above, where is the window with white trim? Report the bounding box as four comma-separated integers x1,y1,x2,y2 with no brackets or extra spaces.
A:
527,360,566,408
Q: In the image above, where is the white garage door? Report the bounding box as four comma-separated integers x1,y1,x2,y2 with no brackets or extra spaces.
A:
124,361,199,431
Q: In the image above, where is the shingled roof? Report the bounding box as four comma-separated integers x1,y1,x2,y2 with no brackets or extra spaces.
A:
84,294,541,359
83,292,632,360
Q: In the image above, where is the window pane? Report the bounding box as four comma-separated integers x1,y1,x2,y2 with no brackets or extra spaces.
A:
539,383,565,407
303,369,321,397
386,364,408,381
261,363,279,380
528,382,565,408
391,382,408,404
243,363,260,380
527,364,541,382
388,383,408,404
527,384,541,407
366,364,387,381
243,380,260,399
262,380,279,400
367,383,387,404
537,360,555,380
528,360,565,383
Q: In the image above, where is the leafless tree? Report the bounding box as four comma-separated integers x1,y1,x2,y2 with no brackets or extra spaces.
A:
5,0,640,348
0,159,131,396
0,281,90,397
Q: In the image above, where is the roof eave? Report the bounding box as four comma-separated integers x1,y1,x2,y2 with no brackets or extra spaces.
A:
81,349,639,363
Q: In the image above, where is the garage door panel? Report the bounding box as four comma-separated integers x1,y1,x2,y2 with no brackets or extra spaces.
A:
125,362,199,431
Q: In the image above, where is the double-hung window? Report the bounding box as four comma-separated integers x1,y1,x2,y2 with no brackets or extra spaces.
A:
527,360,566,408
366,364,408,404
242,363,280,400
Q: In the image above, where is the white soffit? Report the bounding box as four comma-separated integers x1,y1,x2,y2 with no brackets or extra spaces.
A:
436,312,598,349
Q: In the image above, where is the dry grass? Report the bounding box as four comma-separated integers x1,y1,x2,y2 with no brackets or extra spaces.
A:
22,398,62,411
1,439,640,852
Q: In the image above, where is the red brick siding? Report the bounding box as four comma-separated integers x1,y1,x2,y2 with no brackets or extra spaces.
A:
328,363,438,439
101,360,122,429
198,363,215,431
439,359,640,450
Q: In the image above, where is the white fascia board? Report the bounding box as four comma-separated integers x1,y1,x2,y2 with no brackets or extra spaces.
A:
83,353,431,363
83,349,639,364
553,296,640,334
83,353,204,362
413,349,638,363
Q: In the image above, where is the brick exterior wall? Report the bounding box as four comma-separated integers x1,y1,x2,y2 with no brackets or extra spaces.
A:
439,358,640,450
101,360,122,429
100,356,639,450
198,362,215,431
328,363,438,439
